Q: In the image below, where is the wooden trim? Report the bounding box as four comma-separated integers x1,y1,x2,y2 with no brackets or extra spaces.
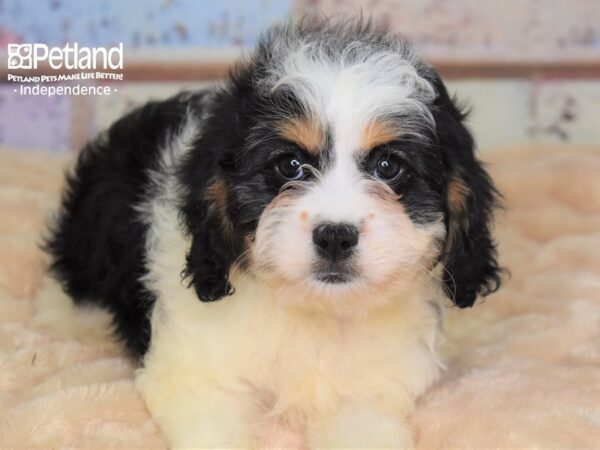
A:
432,58,600,79
2,60,233,82
3,58,600,81
119,60,234,81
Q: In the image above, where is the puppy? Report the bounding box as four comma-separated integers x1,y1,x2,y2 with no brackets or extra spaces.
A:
45,18,501,448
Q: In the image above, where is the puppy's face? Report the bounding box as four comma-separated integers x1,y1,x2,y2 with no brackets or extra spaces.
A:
249,118,445,308
183,21,501,310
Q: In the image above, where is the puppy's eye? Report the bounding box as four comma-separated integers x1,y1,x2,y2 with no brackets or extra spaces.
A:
276,156,304,180
374,155,403,181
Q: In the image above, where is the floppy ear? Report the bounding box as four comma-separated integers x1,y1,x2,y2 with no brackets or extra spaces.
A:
432,76,502,307
182,176,236,302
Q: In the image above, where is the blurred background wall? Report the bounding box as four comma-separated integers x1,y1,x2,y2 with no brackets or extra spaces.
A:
1,0,599,153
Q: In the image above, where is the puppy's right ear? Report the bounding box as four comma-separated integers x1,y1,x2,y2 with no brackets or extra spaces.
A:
178,85,249,302
182,177,236,302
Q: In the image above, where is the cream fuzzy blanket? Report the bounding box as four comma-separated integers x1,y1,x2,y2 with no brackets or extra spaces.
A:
0,145,599,448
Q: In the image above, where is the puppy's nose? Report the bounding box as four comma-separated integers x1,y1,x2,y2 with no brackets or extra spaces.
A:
312,223,359,261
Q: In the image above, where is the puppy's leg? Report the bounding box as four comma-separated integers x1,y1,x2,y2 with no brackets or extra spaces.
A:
136,373,255,448
307,403,413,449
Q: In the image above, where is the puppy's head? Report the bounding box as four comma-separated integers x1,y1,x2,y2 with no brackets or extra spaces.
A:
182,19,501,312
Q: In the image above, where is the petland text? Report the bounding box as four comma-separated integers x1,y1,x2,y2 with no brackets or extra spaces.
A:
7,43,123,70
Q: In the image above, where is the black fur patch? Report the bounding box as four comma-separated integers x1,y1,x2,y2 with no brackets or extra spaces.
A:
44,92,207,357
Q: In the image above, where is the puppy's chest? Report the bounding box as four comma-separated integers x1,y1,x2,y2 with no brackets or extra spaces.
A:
150,292,436,415
257,318,413,412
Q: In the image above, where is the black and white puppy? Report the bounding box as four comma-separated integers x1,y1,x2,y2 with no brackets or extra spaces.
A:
46,18,501,448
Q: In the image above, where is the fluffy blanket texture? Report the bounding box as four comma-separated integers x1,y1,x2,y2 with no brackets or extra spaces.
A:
0,145,598,448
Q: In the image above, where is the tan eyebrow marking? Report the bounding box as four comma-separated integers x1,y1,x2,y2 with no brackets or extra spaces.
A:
446,176,471,248
360,120,398,152
278,117,324,154
205,177,233,236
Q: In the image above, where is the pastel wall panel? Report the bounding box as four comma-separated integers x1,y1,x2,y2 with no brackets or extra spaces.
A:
446,80,533,151
0,0,291,151
530,80,600,144
0,0,292,48
0,85,71,151
302,0,600,60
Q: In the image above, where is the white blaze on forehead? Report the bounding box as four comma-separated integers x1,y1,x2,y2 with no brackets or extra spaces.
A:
309,156,367,224
270,42,436,155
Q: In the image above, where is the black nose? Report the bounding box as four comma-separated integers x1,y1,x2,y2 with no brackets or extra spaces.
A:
312,223,359,261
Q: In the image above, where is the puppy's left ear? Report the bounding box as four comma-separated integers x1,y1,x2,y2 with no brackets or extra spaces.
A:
431,75,502,307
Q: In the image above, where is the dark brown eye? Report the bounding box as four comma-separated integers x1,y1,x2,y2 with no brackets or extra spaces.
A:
276,156,304,180
374,155,402,181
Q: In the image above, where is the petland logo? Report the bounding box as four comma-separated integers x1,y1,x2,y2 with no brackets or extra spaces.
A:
7,42,124,96
8,43,123,70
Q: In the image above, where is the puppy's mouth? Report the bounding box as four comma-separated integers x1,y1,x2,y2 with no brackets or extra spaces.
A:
312,263,358,284
317,272,354,284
